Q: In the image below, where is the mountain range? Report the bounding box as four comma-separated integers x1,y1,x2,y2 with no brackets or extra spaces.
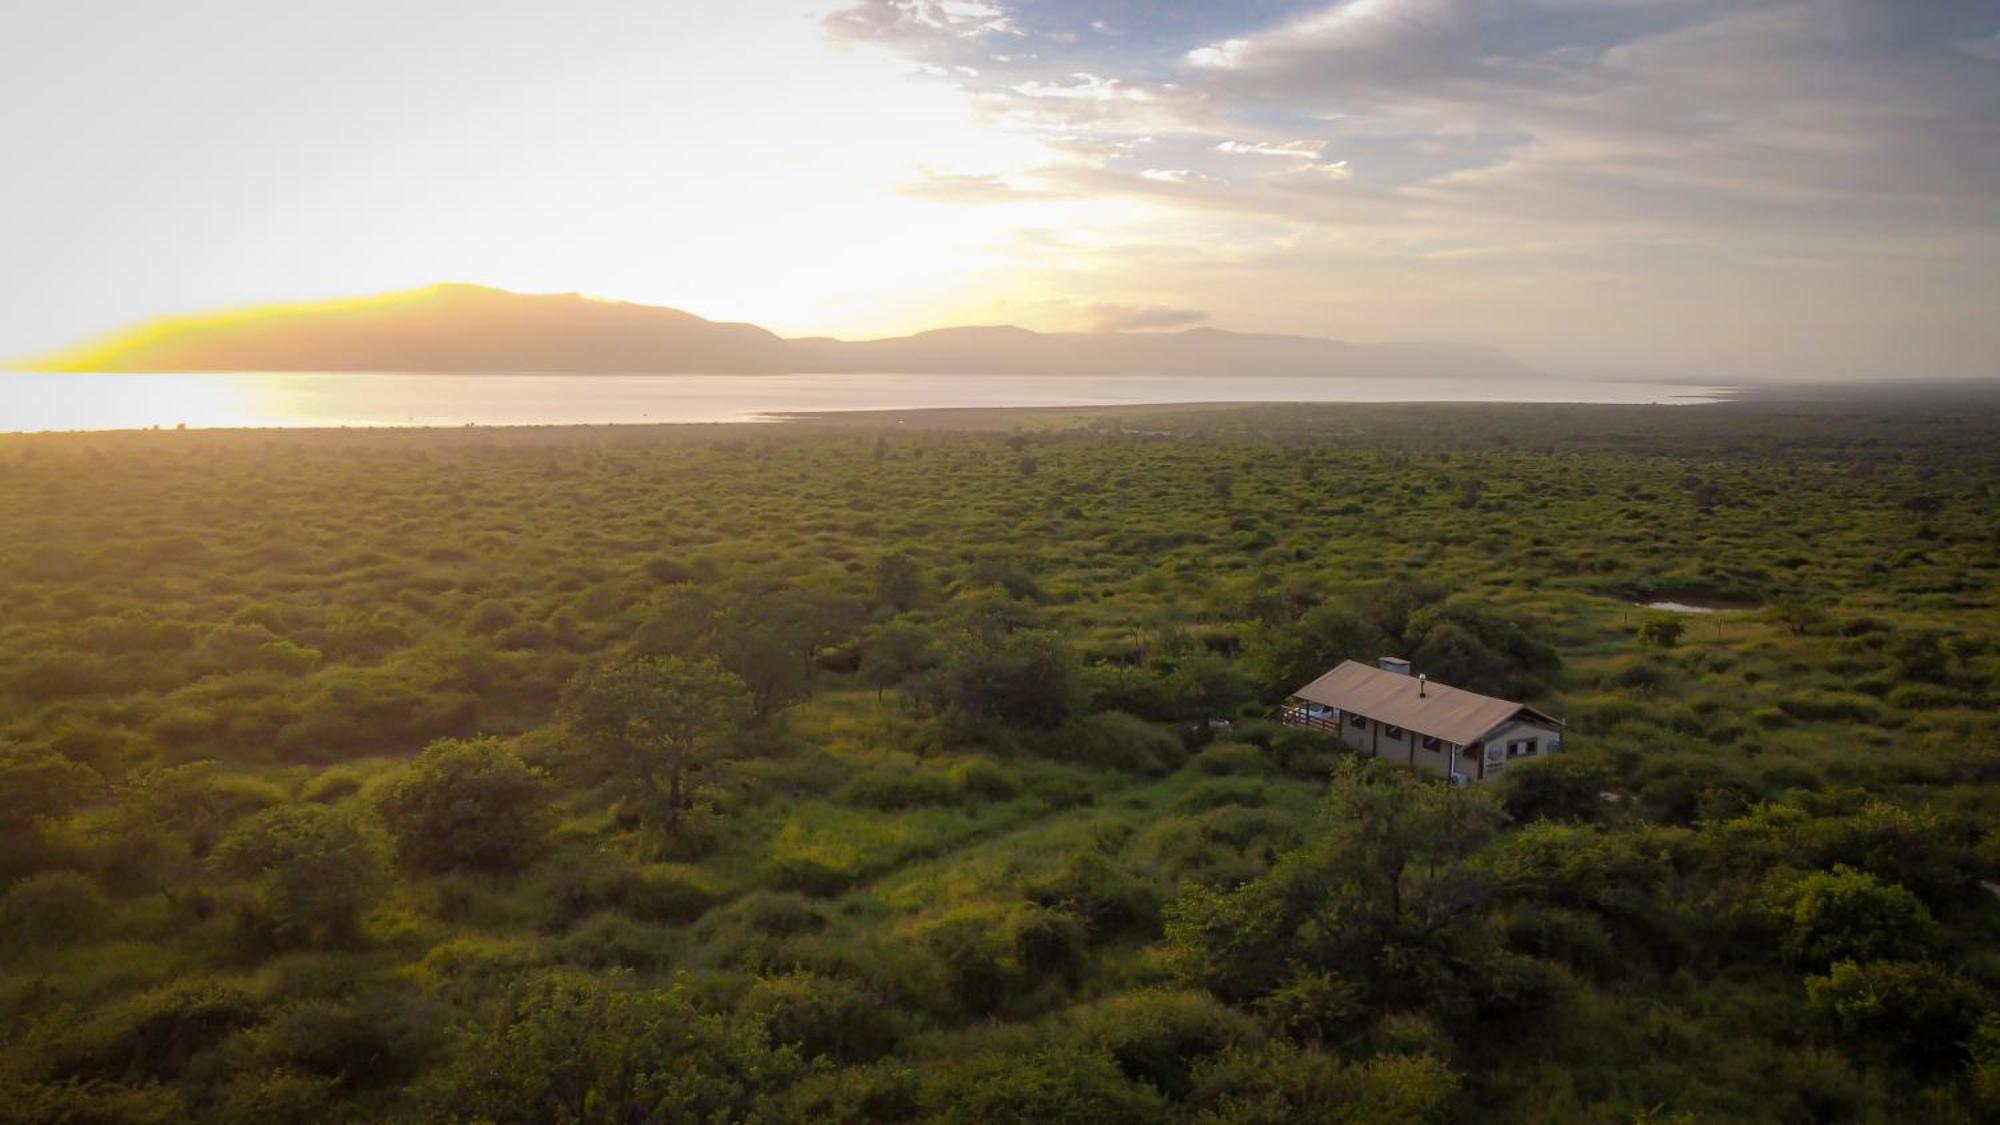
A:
18,284,1536,380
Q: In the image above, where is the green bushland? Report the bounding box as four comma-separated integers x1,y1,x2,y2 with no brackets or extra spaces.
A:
0,399,1995,1121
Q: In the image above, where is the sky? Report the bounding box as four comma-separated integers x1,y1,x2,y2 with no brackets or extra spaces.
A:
3,0,1997,381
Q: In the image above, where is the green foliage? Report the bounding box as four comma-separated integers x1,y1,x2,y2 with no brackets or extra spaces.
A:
1,870,109,948
922,1043,1168,1125
559,654,747,834
1637,615,1686,648
1774,866,1938,967
1044,711,1185,775
421,971,804,1123
0,747,100,825
212,804,387,947
735,971,899,1064
1496,754,1609,824
2,403,1997,1120
1248,607,1384,699
378,736,552,872
1184,1042,1459,1124
1074,989,1258,1097
949,628,1087,730
1804,960,1986,1072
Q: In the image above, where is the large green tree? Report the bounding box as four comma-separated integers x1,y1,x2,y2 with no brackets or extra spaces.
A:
559,655,747,834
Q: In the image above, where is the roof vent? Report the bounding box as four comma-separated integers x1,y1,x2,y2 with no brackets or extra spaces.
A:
1419,673,1428,698
1379,656,1411,676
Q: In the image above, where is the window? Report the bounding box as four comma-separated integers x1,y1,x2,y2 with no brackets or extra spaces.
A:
1506,738,1538,759
1421,736,1443,751
1384,725,1404,740
1350,715,1368,730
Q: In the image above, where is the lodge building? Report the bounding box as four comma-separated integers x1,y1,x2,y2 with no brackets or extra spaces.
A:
1280,657,1565,784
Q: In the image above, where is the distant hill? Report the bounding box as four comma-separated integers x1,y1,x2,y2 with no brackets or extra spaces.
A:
19,284,1536,380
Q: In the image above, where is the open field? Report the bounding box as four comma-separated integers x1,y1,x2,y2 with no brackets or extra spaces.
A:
1,398,1995,1122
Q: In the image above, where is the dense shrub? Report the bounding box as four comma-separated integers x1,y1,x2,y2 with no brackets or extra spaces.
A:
212,805,387,947
736,972,900,1064
419,972,803,1122
1,870,110,948
1042,712,1184,775
378,737,552,873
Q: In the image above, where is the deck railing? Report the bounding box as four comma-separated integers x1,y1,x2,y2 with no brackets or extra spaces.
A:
1277,706,1340,733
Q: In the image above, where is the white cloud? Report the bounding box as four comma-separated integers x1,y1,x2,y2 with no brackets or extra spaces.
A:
1216,140,1327,159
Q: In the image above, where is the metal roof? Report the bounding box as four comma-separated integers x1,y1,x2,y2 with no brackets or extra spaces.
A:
1290,660,1558,746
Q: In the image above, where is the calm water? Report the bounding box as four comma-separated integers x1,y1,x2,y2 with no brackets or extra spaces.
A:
0,372,1728,432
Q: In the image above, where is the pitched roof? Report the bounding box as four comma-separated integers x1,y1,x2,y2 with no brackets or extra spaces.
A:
1291,660,1558,746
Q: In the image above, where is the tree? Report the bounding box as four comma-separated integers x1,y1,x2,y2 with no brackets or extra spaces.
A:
212,804,386,947
0,746,101,879
1166,649,1253,720
947,629,1086,730
1164,760,1505,1003
1764,595,1828,638
873,552,923,612
0,746,100,827
1247,606,1385,699
719,624,807,719
378,737,553,873
858,617,938,702
559,655,747,834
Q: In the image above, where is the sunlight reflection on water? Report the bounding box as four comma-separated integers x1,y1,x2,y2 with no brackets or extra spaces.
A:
0,372,1730,433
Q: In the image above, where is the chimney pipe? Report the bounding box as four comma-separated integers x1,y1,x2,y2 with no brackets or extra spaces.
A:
1419,673,1427,698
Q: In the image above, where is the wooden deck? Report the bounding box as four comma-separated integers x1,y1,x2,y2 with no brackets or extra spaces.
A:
1277,705,1339,734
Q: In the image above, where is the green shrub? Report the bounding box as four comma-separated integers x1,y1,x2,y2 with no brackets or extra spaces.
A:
419,972,804,1121
1173,779,1270,813
736,972,899,1064
299,769,362,804
1043,712,1183,776
212,805,387,948
1024,852,1163,940
1,870,110,948
919,1044,1167,1124
1193,742,1268,776
1073,988,1258,1097
949,758,1022,802
620,864,727,924
732,890,826,937
1777,866,1938,967
377,737,552,873
552,912,678,970
46,981,266,1083
837,769,960,810
1806,960,1984,1072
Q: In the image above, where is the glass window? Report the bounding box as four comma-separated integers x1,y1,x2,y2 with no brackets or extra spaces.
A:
1350,715,1368,730
1421,736,1443,751
1385,725,1404,739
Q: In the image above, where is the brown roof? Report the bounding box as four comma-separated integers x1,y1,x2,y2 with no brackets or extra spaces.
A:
1291,660,1559,746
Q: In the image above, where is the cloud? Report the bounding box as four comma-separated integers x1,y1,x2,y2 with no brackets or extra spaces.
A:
895,169,1072,203
1082,302,1210,331
827,0,2000,377
1215,139,1326,159
823,0,1017,46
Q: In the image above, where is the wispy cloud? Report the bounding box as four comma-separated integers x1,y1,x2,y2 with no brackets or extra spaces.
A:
1082,302,1209,331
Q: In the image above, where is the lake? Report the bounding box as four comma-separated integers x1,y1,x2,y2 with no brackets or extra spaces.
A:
0,372,1729,433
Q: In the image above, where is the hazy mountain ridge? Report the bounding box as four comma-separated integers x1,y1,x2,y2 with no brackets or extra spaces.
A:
22,284,1536,379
